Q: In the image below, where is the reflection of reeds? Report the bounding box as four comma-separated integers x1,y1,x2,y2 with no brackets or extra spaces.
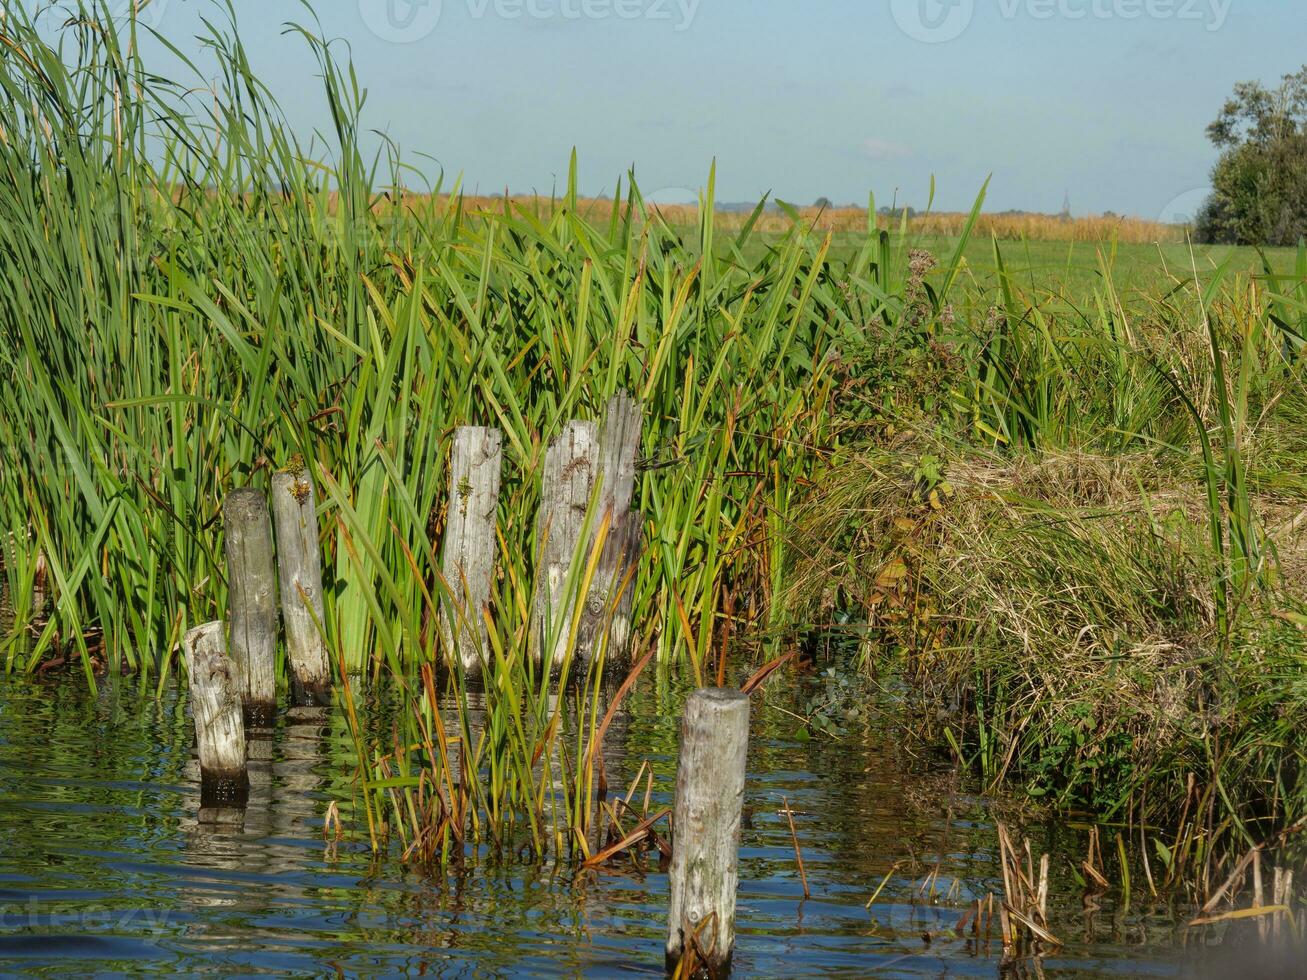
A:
340,625,667,866
995,824,1061,955
1081,825,1109,893
1187,846,1299,938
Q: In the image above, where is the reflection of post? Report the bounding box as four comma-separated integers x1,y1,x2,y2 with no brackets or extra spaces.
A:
196,804,247,829
666,689,750,976
534,690,573,853
452,689,486,837
270,466,331,705
590,681,635,851
183,622,249,807
271,706,331,841
439,427,503,678
532,421,597,671
183,804,253,914
224,488,278,725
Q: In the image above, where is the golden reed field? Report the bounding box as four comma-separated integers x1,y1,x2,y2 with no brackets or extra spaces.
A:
427,193,1188,243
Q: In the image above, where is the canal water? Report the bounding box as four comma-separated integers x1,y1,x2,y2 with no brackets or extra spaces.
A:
0,672,1241,976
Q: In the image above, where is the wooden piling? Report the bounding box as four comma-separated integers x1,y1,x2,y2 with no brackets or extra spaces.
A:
271,465,331,705
439,427,503,677
183,621,249,807
532,420,598,670
666,688,751,975
224,488,278,725
576,394,643,675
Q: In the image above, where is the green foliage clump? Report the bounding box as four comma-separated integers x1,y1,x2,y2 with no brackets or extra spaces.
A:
1198,68,1307,246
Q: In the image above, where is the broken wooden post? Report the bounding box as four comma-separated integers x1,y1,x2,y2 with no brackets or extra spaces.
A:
271,465,331,705
576,393,643,675
666,688,750,976
439,427,503,678
224,488,277,725
531,420,598,671
183,621,249,808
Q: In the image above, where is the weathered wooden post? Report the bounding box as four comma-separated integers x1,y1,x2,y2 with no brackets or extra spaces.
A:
577,394,643,674
183,621,249,808
32,550,48,621
271,464,331,705
532,420,598,671
439,427,503,678
224,488,277,725
666,688,751,976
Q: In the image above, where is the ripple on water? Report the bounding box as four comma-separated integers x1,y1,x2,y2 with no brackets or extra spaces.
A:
0,674,1196,976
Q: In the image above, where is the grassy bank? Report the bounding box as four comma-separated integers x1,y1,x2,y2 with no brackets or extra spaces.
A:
784,247,1307,887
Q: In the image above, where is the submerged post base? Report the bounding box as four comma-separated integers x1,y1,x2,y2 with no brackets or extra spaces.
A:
199,770,250,809
290,677,332,708
244,700,277,729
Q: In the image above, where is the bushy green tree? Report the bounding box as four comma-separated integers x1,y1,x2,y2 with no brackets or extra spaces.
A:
1196,68,1307,246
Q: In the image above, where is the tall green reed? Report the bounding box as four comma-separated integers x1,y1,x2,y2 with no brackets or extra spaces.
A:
0,3,897,688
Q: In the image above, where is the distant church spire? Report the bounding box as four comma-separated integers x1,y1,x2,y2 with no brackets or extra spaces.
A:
1060,191,1072,221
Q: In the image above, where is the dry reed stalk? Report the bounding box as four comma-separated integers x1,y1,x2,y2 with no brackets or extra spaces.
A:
1082,826,1110,891
581,809,671,869
1254,850,1266,941
995,823,1063,952
781,797,810,900
1196,847,1259,918
1272,867,1294,939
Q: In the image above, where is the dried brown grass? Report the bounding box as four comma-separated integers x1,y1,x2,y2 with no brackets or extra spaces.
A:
377,193,1186,243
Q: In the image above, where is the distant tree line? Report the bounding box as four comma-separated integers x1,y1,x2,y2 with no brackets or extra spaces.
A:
1197,67,1307,247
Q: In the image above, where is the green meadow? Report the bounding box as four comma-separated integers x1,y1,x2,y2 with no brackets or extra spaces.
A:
797,234,1305,300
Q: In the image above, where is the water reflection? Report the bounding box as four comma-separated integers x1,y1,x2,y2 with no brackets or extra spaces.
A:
0,672,1204,976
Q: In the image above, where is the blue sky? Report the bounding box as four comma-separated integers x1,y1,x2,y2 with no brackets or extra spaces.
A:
121,0,1307,216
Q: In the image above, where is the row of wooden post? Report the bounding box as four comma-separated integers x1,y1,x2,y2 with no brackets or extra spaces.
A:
181,394,752,975
440,393,644,679
184,395,643,802
183,464,331,805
